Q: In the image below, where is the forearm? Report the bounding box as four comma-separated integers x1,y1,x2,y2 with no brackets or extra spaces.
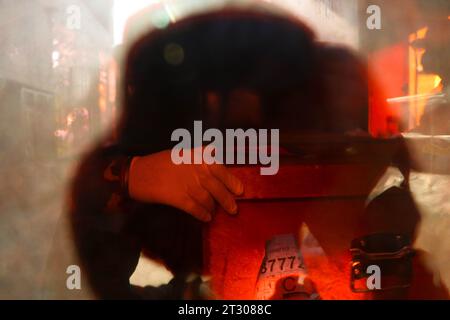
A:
70,145,141,299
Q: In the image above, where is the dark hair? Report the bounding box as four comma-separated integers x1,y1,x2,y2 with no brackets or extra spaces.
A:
116,9,367,156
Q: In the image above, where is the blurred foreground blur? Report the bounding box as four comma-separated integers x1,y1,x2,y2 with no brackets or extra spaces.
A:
0,0,449,299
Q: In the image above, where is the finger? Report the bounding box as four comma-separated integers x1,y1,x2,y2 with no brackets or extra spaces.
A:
199,174,238,215
184,199,213,222
207,164,244,196
187,186,215,213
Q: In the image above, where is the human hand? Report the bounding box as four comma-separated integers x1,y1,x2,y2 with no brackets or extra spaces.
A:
128,149,244,222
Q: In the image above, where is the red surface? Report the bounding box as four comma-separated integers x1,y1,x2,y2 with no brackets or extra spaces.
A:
203,161,449,300
204,201,365,300
203,163,385,300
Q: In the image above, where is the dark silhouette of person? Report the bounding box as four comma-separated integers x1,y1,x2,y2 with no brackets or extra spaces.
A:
71,9,322,299
70,7,445,300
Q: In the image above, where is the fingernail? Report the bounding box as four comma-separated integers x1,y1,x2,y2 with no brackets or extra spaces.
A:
236,182,244,196
230,203,238,215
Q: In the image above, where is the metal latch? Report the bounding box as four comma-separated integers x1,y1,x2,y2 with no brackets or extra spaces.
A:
350,233,415,293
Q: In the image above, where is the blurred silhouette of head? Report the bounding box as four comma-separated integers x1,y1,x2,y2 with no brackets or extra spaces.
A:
117,8,369,155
